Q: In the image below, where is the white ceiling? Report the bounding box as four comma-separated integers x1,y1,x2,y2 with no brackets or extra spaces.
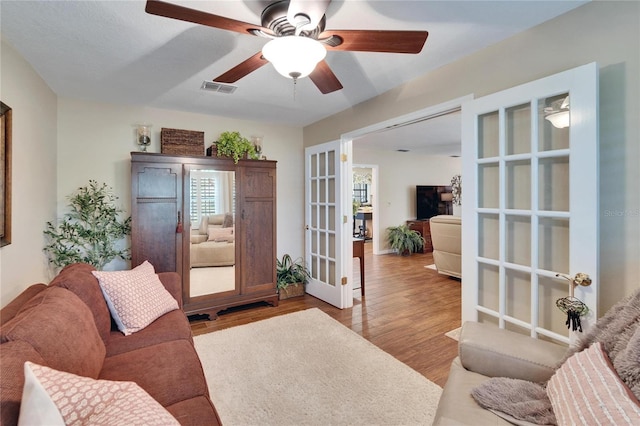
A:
1,0,585,152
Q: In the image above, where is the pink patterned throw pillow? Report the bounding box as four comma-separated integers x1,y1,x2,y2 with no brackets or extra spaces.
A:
547,342,640,426
18,362,179,426
207,226,234,242
92,261,178,335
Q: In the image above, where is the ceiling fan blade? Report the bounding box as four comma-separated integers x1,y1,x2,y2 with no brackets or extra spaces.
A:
287,0,331,32
309,60,343,94
214,52,269,83
320,30,429,54
145,0,270,36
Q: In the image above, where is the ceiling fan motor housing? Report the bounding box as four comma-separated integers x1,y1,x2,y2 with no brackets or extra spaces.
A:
261,0,326,38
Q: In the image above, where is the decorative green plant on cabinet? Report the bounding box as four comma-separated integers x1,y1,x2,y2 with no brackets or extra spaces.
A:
215,131,259,163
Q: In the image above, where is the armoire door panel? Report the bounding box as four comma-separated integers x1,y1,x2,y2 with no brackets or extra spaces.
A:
242,168,276,198
241,199,275,293
131,160,182,274
136,167,179,198
134,201,179,272
238,164,277,295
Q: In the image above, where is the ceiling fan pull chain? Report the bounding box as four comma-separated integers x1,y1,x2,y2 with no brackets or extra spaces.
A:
293,77,298,101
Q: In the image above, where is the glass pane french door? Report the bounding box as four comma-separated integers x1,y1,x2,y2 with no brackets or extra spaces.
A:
462,63,598,345
305,140,351,309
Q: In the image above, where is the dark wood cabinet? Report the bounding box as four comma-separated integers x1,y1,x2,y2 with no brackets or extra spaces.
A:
237,165,277,296
406,219,432,253
131,159,183,274
131,152,278,318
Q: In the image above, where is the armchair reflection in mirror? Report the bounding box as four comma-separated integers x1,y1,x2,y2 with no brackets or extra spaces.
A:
189,169,236,299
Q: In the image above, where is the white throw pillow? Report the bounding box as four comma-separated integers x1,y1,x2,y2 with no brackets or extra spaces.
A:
18,362,179,426
92,261,178,335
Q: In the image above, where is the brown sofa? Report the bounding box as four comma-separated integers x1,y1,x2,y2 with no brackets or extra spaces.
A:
0,263,221,426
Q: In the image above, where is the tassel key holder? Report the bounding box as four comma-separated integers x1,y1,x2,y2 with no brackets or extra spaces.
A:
555,273,592,332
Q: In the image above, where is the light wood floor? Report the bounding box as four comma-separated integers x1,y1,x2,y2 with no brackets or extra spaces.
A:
190,243,461,387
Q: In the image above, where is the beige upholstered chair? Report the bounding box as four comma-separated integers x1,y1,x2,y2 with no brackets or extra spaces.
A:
190,213,235,267
429,215,461,279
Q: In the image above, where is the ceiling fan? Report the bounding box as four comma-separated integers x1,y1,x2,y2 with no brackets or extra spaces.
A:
145,0,429,94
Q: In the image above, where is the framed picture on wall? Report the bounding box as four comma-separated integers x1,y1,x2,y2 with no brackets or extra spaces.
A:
1,101,12,247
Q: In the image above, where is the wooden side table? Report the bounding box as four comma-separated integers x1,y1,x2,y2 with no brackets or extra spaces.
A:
406,220,432,253
352,238,365,295
355,211,372,240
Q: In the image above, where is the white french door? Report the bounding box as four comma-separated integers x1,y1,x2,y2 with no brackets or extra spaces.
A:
304,140,353,309
462,62,599,345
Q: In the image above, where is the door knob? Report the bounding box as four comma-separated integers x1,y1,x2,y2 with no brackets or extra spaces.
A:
556,272,592,287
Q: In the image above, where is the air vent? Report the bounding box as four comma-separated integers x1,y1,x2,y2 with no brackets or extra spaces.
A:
201,81,237,94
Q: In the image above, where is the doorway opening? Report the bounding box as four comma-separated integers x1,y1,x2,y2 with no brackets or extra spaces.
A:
341,96,471,294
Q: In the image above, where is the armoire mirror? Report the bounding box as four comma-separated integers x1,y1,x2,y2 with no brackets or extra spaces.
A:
185,166,237,304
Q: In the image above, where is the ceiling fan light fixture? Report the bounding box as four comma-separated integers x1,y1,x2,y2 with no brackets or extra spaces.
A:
545,110,570,129
262,36,326,80
544,96,571,128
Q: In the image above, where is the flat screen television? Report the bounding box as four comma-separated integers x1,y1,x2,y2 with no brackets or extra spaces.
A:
416,185,453,220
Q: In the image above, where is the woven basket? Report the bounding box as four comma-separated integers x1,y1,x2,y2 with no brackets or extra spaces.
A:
278,283,305,300
161,128,204,156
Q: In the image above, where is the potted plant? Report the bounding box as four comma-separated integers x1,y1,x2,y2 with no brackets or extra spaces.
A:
214,131,259,163
276,254,311,300
43,180,132,272
386,224,425,256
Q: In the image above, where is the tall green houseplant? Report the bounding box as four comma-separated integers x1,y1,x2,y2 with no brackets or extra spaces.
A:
44,180,131,271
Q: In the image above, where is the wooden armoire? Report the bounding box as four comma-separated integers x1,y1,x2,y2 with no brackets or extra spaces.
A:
130,152,278,318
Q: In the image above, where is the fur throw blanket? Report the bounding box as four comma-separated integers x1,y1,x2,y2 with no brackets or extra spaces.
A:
470,378,556,425
471,288,640,425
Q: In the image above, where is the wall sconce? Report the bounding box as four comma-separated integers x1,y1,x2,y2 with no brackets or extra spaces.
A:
137,124,152,151
544,96,570,129
251,135,264,159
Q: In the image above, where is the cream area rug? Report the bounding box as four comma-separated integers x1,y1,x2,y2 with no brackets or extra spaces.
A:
189,266,235,297
425,264,437,271
194,308,442,425
445,327,462,341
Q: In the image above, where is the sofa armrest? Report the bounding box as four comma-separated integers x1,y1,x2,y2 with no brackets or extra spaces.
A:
158,272,183,308
0,284,48,326
459,321,567,383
